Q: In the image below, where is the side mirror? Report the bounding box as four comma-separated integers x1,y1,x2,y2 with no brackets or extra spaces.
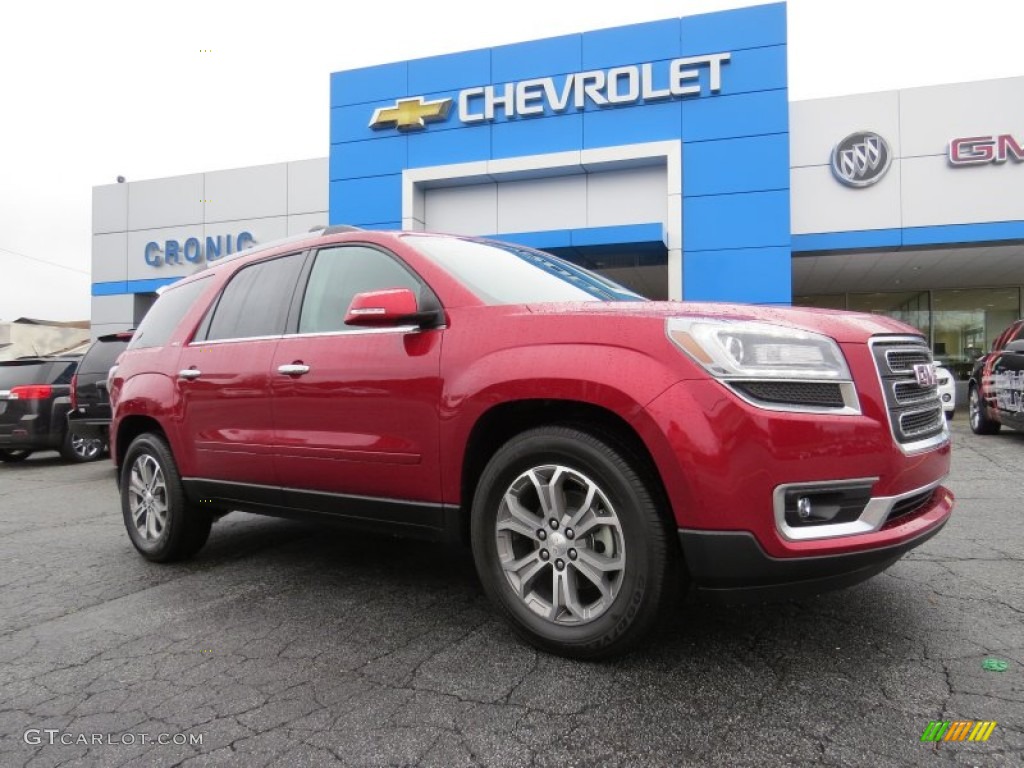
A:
344,288,423,327
1005,339,1024,354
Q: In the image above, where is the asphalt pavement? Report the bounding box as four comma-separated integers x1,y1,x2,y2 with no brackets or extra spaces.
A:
0,418,1021,767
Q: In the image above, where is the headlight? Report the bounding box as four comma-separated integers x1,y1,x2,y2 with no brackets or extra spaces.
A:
667,318,851,380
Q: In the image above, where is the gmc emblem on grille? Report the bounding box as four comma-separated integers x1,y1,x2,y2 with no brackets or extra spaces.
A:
914,363,937,387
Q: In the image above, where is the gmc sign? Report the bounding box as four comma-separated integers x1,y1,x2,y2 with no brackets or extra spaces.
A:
948,134,1024,166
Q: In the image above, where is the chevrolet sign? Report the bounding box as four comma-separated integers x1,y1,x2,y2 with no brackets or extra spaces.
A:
369,52,731,131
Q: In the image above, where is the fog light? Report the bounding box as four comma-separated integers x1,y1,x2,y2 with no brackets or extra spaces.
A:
942,394,952,403
797,497,812,520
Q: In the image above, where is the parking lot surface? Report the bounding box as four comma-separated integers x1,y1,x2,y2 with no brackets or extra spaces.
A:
0,419,1021,767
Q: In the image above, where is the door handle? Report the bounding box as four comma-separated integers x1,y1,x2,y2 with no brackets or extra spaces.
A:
178,369,201,380
277,364,310,376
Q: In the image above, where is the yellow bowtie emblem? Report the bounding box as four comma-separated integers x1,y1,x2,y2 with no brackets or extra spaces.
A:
369,96,453,131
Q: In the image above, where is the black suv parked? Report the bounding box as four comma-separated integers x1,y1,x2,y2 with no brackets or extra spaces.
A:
969,319,1024,435
0,354,104,463
67,331,133,448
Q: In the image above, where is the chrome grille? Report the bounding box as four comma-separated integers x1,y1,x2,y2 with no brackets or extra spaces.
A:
871,337,946,448
884,348,931,374
893,380,937,405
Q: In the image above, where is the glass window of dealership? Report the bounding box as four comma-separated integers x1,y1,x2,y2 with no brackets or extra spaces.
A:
91,2,1024,365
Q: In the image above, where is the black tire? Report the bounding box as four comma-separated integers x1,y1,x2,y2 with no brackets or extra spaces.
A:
61,430,106,463
0,449,33,463
470,426,676,660
120,433,212,562
968,384,1000,435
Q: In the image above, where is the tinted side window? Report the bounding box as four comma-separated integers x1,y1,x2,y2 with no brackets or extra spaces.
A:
130,277,212,350
50,362,77,386
205,254,304,341
298,246,422,334
80,340,129,374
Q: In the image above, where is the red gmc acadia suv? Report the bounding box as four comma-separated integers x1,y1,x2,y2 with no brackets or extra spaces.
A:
109,228,954,658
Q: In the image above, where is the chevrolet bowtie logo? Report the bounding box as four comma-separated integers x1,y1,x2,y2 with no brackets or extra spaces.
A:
368,96,453,131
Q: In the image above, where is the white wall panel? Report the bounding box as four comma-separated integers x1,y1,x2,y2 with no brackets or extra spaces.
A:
586,166,666,227
288,158,329,214
791,164,902,234
90,295,135,326
790,91,901,168
206,218,288,252
205,164,287,223
92,233,128,283
424,184,498,235
93,184,128,234
900,77,1024,158
287,212,329,235
127,174,203,230
902,156,1024,227
497,175,587,233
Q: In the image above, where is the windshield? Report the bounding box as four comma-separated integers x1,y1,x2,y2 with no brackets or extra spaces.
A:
405,236,645,304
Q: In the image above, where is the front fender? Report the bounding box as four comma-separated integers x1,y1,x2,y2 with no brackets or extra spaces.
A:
439,342,684,503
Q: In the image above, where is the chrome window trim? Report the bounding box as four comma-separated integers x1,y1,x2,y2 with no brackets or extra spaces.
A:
773,476,945,542
282,325,423,340
723,379,861,416
187,325,434,347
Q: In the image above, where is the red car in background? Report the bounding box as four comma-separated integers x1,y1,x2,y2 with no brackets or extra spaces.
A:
109,228,953,658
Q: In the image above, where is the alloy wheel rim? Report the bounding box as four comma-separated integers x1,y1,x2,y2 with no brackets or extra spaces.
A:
127,454,169,542
969,389,980,429
72,434,102,459
495,464,626,625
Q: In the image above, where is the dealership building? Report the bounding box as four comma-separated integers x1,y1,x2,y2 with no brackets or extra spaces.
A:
91,2,1024,374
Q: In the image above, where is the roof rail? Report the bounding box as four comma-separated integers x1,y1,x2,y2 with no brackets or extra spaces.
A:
321,224,363,235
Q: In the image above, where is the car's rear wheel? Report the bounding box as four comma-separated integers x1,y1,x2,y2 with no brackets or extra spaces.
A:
61,431,106,463
0,449,33,463
471,426,675,660
968,384,1000,435
121,433,212,562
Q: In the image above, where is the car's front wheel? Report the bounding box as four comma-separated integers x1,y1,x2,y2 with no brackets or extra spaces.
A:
471,426,676,659
121,433,212,562
0,449,33,463
968,384,1000,435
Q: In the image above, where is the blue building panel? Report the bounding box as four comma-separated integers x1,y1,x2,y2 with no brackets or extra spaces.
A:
681,89,789,143
582,100,682,149
330,61,408,107
407,48,491,95
680,2,787,56
329,176,403,228
581,19,681,70
330,3,792,304
491,34,583,83
683,133,789,196
683,190,790,252
684,246,791,303
329,135,407,181
717,46,788,96
492,113,583,159
408,123,490,168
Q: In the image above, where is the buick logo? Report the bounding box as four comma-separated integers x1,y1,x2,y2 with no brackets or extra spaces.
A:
831,131,892,187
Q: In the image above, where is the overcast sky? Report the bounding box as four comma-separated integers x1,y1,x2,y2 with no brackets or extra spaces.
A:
2,0,1023,321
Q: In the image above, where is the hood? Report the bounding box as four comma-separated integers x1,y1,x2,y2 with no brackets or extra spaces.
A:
525,301,922,344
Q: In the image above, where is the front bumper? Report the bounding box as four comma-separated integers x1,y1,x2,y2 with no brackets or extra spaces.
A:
678,484,953,602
